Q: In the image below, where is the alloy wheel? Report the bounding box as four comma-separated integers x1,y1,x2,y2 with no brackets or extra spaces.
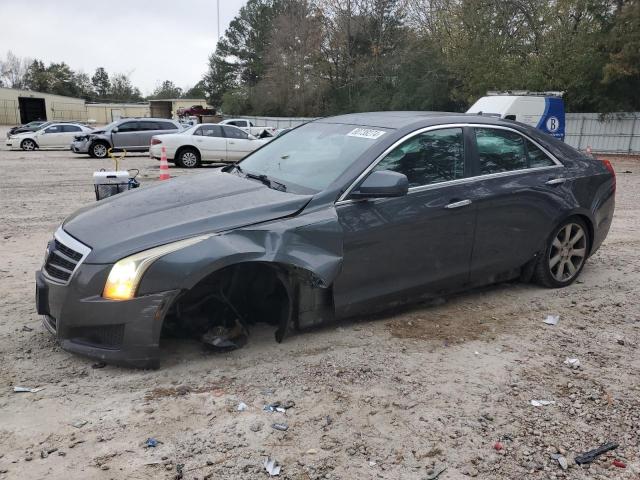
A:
22,140,35,151
548,223,587,282
181,151,198,168
93,144,107,158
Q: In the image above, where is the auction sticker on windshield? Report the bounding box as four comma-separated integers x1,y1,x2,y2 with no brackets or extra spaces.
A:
347,128,386,139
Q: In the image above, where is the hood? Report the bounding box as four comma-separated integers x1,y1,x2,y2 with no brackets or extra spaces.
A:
11,131,33,138
63,170,312,263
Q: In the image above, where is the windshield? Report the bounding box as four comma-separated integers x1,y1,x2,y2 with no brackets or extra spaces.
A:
237,122,390,192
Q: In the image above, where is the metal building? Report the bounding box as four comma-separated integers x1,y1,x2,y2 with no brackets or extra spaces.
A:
0,87,87,125
149,98,210,119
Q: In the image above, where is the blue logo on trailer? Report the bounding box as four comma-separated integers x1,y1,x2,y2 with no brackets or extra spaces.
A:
537,97,565,141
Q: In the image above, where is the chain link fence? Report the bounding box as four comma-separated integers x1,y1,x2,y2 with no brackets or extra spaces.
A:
565,113,640,154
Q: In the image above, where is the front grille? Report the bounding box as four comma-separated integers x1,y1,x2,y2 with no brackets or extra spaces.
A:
44,239,83,282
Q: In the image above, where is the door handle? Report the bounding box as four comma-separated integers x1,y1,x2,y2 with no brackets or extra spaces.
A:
445,199,472,209
545,178,566,185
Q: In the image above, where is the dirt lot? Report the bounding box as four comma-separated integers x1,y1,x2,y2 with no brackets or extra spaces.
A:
0,130,638,480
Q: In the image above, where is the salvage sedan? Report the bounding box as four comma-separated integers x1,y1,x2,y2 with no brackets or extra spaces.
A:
36,112,615,368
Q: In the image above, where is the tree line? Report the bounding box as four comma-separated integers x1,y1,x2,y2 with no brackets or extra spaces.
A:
203,0,640,115
2,0,638,114
0,52,205,103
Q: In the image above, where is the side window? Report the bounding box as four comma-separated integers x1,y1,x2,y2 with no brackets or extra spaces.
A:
62,125,82,132
373,128,465,187
222,126,249,139
527,140,556,168
475,128,527,174
138,121,160,131
44,126,59,133
195,125,223,137
118,122,138,132
161,122,177,130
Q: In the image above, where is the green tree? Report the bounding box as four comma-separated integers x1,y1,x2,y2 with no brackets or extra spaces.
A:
24,60,50,92
149,80,183,99
110,73,143,102
91,67,110,98
183,80,207,98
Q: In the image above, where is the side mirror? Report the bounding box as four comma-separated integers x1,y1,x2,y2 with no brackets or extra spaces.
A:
112,127,119,133
350,170,409,199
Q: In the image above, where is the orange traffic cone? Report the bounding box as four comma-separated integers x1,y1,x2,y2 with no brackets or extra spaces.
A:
159,146,170,180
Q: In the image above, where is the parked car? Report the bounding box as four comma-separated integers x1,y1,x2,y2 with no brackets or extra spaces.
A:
177,105,215,116
36,112,615,368
7,120,49,138
218,118,277,138
6,123,93,151
71,118,182,158
149,123,271,168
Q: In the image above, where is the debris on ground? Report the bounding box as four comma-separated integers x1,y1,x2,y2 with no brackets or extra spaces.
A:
144,438,159,448
425,463,447,480
271,422,289,431
13,386,44,393
563,358,581,369
493,442,504,451
201,321,248,351
237,402,248,412
574,442,618,464
530,399,555,407
543,315,559,325
556,455,568,470
92,362,106,369
612,459,626,468
263,457,281,476
71,420,87,429
263,400,295,413
21,325,33,332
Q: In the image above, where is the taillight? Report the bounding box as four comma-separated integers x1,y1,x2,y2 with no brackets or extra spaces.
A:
601,159,616,192
151,138,162,145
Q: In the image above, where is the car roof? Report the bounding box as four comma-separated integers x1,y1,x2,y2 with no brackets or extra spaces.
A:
314,111,523,130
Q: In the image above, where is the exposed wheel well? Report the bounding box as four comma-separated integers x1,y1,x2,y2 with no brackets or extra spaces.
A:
162,262,293,343
21,138,38,148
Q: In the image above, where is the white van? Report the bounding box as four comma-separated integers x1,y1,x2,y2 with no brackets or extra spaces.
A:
467,91,565,140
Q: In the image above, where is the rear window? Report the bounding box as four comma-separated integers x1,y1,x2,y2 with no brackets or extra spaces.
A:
138,121,160,131
160,122,177,130
62,125,82,132
222,126,249,139
475,128,527,174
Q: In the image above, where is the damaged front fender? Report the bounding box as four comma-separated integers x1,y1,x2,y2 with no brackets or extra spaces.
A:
137,207,344,338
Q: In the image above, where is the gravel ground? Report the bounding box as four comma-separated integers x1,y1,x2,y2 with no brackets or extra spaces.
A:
0,129,638,479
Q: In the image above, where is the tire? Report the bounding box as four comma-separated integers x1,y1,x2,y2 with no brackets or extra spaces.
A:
533,217,590,288
21,139,37,151
90,141,110,159
176,148,200,168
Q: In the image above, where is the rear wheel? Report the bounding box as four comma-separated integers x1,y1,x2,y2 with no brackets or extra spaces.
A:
21,139,37,151
176,148,200,168
90,142,109,159
533,218,589,288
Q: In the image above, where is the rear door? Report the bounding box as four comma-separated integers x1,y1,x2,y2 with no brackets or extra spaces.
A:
464,126,566,282
60,125,84,148
193,125,226,161
137,120,164,149
222,126,255,161
112,121,140,148
334,126,477,315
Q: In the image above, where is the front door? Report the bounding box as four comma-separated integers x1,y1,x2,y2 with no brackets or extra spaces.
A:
333,127,477,316
38,125,67,148
112,121,140,149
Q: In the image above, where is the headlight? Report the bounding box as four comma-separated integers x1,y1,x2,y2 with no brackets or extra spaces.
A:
103,235,212,300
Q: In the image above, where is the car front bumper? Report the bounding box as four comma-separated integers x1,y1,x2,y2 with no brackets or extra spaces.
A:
71,139,90,154
36,264,180,369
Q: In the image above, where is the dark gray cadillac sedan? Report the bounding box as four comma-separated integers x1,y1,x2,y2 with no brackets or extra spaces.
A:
36,112,615,368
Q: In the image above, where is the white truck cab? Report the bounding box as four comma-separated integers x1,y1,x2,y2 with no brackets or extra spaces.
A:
467,91,565,140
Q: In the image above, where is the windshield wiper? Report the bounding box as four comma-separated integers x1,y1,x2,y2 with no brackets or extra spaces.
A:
236,166,287,192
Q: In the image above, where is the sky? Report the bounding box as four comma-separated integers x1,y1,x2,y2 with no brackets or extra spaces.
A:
0,0,247,96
